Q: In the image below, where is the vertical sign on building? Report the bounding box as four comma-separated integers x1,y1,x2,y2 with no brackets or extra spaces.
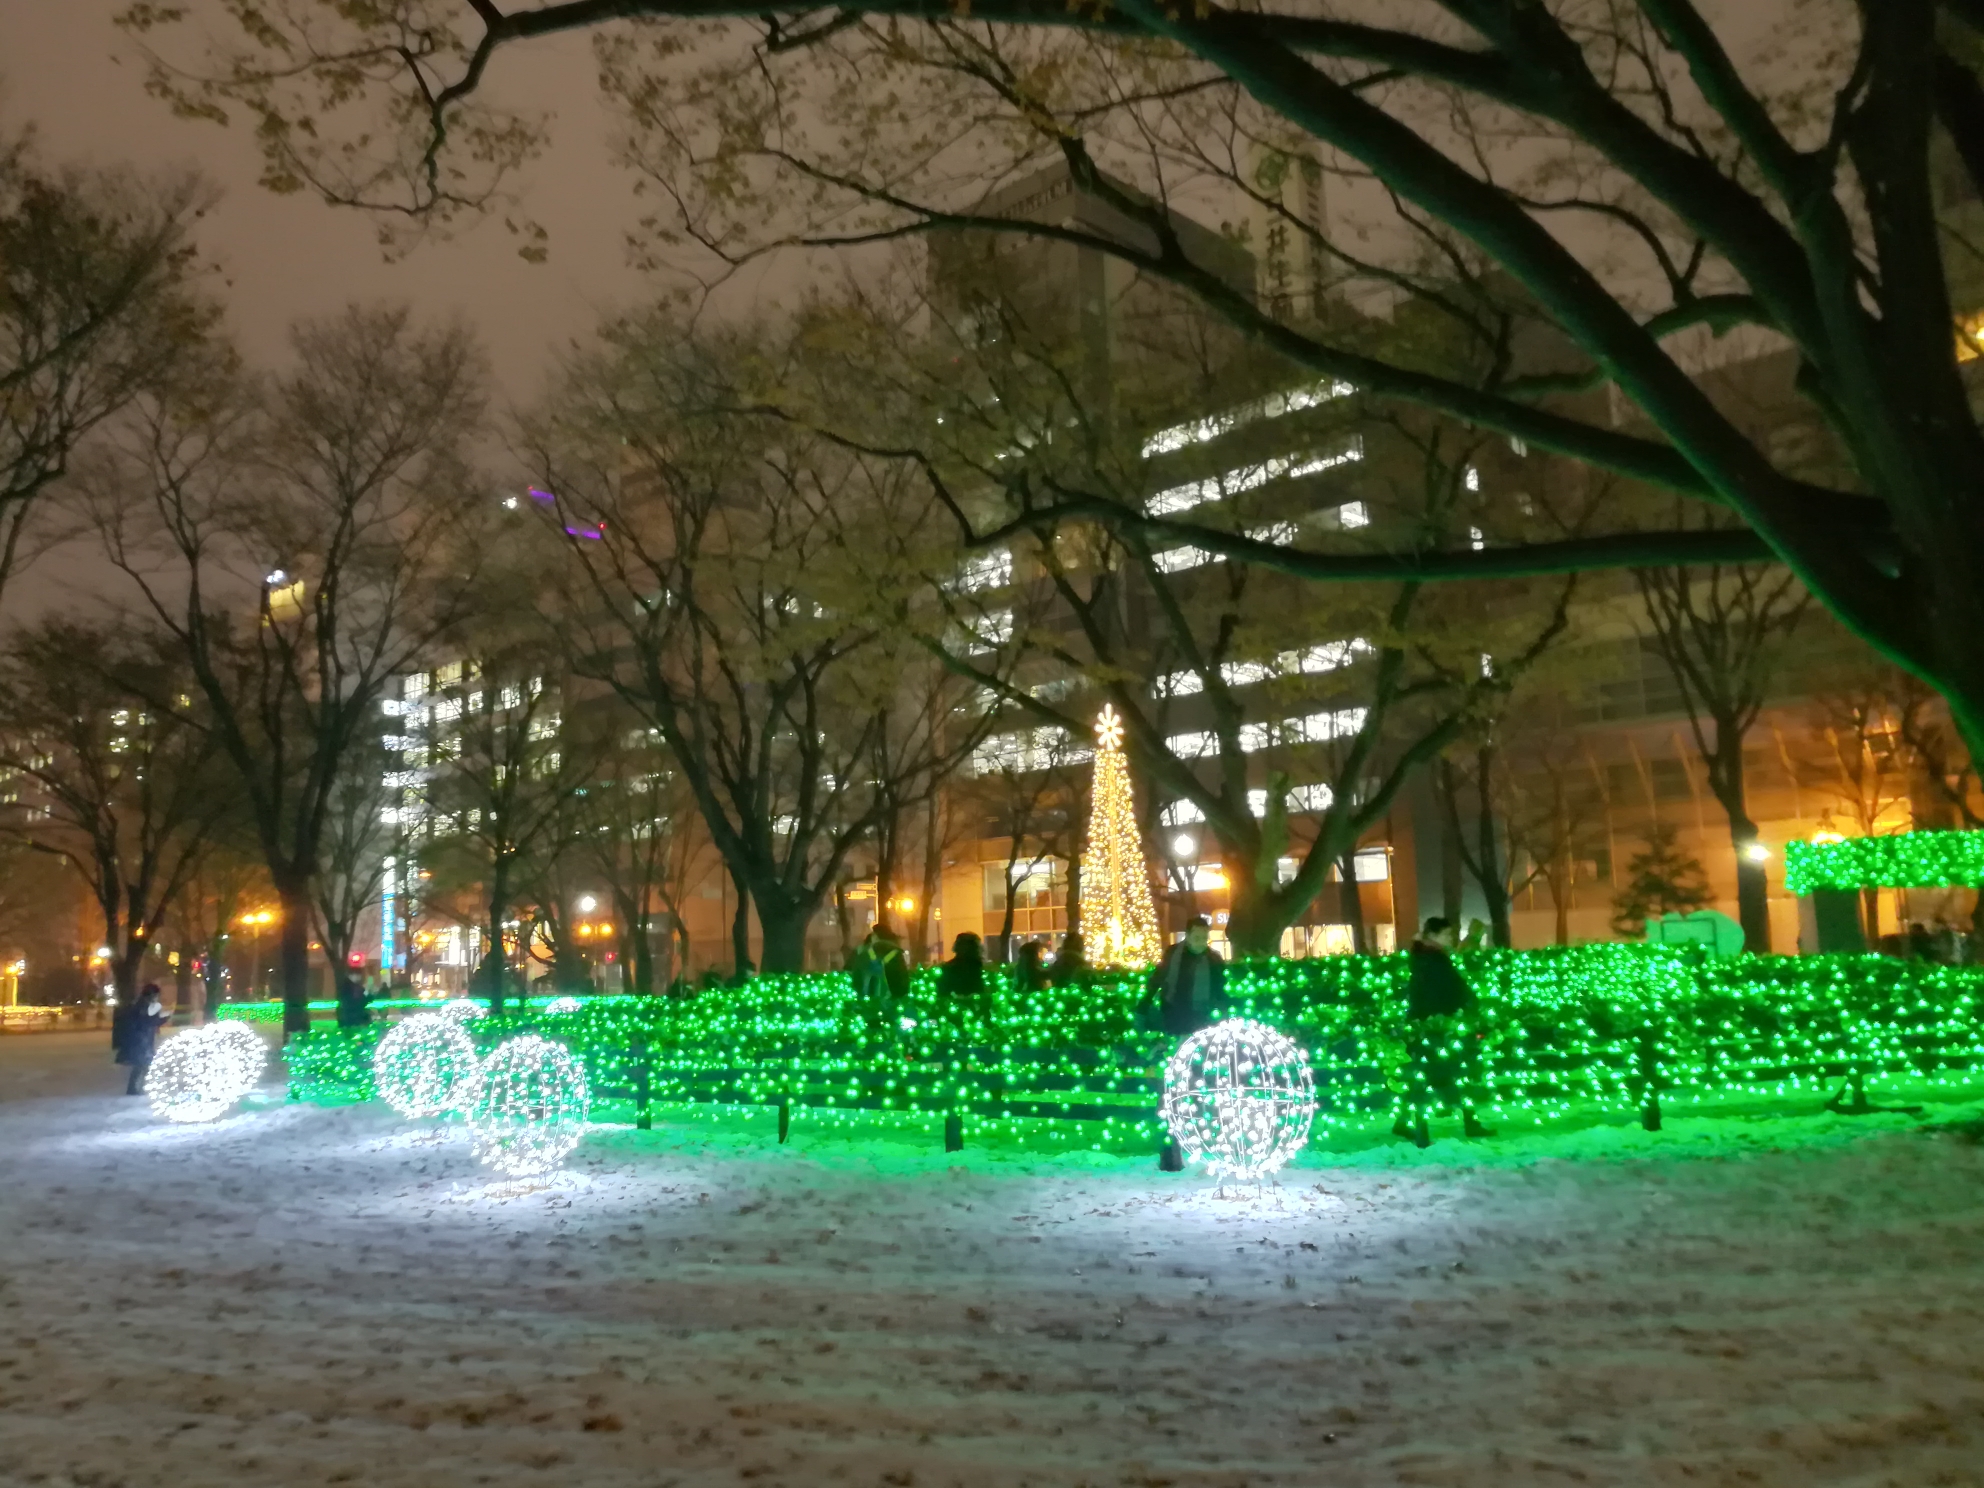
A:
381,855,399,971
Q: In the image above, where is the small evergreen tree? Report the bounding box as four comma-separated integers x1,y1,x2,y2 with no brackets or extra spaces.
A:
1610,822,1712,938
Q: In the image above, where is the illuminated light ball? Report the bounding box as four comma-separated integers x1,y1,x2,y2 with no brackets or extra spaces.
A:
438,998,487,1021
542,996,583,1016
1160,1018,1317,1181
372,1013,482,1118
468,1034,590,1177
204,1021,270,1102
148,1025,262,1124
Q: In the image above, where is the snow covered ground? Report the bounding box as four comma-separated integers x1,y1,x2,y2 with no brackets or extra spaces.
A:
2,1027,1982,1488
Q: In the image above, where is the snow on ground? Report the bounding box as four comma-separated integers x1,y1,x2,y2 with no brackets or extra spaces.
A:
2,1028,1982,1488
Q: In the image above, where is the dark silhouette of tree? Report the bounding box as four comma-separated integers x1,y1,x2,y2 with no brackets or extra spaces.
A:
88,305,494,1032
123,3,1984,774
1636,558,1810,951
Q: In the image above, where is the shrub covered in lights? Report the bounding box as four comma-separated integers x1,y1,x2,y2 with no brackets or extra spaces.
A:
1784,829,1984,894
277,945,1984,1150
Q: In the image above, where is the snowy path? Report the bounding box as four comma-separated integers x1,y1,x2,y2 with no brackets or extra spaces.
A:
1,1030,1982,1488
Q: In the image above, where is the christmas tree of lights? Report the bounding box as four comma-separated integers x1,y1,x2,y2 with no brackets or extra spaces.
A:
1078,705,1163,968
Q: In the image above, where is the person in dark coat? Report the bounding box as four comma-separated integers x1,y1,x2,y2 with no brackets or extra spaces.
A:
119,984,169,1096
1147,918,1229,1173
334,975,374,1028
1049,931,1088,988
1147,917,1228,1037
1013,940,1050,994
1395,918,1493,1146
936,932,986,1005
110,997,133,1064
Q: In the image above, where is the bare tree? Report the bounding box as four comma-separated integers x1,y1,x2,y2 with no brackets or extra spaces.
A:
87,304,493,1032
1636,556,1810,951
2,128,215,604
169,840,267,1018
0,620,231,1004
418,652,599,1009
312,735,395,987
792,277,1579,956
123,3,1984,777
528,317,1002,972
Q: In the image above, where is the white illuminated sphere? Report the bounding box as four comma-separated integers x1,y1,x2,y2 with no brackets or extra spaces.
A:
1160,1019,1317,1181
438,998,486,1021
372,1013,482,1118
468,1034,590,1176
148,1025,263,1124
542,995,582,1016
205,1022,269,1101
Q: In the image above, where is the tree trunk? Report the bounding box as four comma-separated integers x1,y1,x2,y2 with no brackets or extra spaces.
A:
915,801,941,964
203,934,227,1017
482,858,511,1012
756,897,809,974
173,943,194,1015
630,911,654,993
1732,827,1772,953
998,831,1023,960
1710,742,1772,954
730,867,752,977
275,877,314,1036
1474,745,1512,948
1223,863,1285,958
1551,855,1572,946
1438,765,1465,926
111,942,144,1008
832,879,854,962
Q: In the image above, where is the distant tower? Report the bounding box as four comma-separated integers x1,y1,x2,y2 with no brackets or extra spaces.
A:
1249,144,1327,323
1078,706,1163,969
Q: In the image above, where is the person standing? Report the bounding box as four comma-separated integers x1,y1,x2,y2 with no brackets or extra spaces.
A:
335,974,374,1028
119,984,169,1096
1147,917,1229,1171
850,923,911,1007
1395,918,1494,1146
1148,917,1228,1037
936,932,987,1007
1013,940,1050,994
1049,931,1088,988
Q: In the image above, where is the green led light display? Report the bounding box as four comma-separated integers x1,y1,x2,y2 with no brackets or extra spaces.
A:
1783,830,1984,894
271,946,1984,1149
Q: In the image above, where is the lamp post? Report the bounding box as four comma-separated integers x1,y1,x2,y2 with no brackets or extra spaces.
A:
238,910,276,998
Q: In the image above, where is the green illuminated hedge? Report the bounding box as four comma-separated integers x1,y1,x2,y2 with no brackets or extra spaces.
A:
1784,829,1984,893
275,946,1984,1148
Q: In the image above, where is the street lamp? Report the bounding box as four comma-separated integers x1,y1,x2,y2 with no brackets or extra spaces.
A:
238,909,277,997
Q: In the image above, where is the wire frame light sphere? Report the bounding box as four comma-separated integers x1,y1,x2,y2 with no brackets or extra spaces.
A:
437,998,486,1021
468,1034,590,1177
542,995,583,1016
372,1012,482,1118
205,1022,270,1097
1160,1019,1318,1181
148,1024,267,1124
